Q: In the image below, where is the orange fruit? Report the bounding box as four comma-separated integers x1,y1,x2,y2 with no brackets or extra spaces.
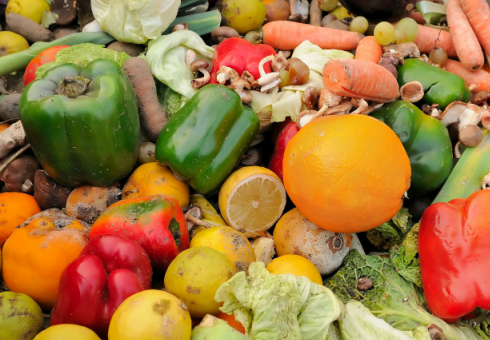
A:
0,192,41,246
283,114,410,233
266,254,323,285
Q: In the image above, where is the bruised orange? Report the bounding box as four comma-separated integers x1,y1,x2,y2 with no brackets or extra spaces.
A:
0,192,41,246
283,114,410,233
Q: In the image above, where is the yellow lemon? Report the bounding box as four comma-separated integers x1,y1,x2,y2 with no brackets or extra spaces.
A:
122,162,190,207
0,31,29,57
34,324,101,340
266,254,323,285
191,225,255,272
108,290,191,340
164,247,236,318
221,0,266,34
219,166,286,234
6,0,50,24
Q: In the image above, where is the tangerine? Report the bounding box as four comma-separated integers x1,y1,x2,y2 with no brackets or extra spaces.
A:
283,114,410,233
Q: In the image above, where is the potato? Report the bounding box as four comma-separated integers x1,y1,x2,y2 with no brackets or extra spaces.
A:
164,247,236,318
273,208,351,275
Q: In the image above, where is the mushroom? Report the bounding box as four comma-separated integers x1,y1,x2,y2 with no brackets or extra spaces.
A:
137,142,156,164
350,99,370,114
191,69,210,89
458,125,483,147
240,148,262,166
441,101,482,130
278,50,292,59
0,153,40,193
454,141,466,159
400,81,424,103
296,109,320,128
185,49,197,69
322,13,336,27
482,110,490,129
271,53,288,72
288,0,309,23
210,26,239,43
172,23,189,32
237,90,252,103
250,134,265,147
318,88,342,108
303,86,318,110
309,0,322,26
472,91,490,105
257,55,281,93
325,100,353,115
482,173,490,190
357,277,373,290
33,170,73,210
427,324,446,340
190,60,210,72
187,56,211,90
250,236,275,266
383,42,421,59
216,65,238,85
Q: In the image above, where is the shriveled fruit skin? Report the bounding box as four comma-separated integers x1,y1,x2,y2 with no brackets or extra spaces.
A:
273,208,350,275
65,185,121,224
191,226,255,273
164,247,236,318
108,290,191,340
0,291,44,340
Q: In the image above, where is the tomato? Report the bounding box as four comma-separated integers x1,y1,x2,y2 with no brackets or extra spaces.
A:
23,45,70,86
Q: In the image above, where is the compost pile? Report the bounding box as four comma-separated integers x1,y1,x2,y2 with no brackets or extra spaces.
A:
1,0,490,339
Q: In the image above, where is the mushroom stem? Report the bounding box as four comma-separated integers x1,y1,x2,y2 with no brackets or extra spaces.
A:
185,49,197,69
191,68,211,89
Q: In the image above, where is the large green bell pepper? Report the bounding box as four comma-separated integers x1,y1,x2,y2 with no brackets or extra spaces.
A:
155,84,259,194
371,101,452,198
397,59,470,110
20,59,140,188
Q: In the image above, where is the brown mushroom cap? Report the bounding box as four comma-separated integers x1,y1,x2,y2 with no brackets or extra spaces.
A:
400,81,424,103
458,125,483,147
441,101,471,126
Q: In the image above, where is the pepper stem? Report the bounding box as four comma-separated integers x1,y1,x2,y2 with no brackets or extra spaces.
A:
53,76,91,98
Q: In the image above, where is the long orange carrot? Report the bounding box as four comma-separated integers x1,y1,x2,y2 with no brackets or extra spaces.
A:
445,59,490,93
447,0,483,70
355,36,383,63
413,25,457,58
262,21,364,51
322,59,400,103
460,0,490,57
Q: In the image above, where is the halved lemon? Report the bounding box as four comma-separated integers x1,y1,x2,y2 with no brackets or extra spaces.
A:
219,166,286,234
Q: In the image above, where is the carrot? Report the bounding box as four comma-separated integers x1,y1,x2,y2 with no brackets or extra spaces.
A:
355,36,383,63
262,21,364,51
460,0,490,57
446,0,484,70
322,59,400,103
412,25,457,58
445,59,490,93
123,57,168,142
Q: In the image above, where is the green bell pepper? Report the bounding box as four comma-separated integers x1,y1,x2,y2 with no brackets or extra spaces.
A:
20,59,140,188
371,101,452,198
397,59,470,110
155,84,259,194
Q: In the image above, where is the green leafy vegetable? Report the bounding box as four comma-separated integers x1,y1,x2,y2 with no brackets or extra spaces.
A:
156,82,185,118
325,250,483,340
390,223,422,287
215,262,343,340
36,43,130,79
366,207,413,250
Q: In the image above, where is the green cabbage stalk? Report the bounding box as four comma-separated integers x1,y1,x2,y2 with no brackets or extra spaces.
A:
91,0,181,44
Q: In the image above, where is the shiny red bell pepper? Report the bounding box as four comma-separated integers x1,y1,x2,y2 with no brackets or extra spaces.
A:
23,45,70,86
269,120,299,180
209,37,276,83
419,190,490,322
51,234,152,338
89,195,189,273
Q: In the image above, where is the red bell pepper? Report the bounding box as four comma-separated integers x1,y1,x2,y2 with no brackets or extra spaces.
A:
23,45,70,86
419,190,490,322
89,194,189,272
50,234,152,338
209,37,276,84
269,120,299,180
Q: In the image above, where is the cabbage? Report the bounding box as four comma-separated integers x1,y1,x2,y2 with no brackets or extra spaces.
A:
143,30,214,100
214,262,343,340
91,0,181,44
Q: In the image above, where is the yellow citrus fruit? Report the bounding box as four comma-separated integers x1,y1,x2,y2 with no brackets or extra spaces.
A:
221,0,266,34
266,254,323,285
219,166,286,234
283,115,411,233
191,225,255,272
0,31,29,57
108,290,191,340
0,291,44,340
122,162,190,207
164,247,236,318
6,0,50,24
34,325,101,340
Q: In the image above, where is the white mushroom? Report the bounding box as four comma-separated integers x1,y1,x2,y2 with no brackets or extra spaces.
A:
441,101,482,130
318,88,342,108
482,173,490,190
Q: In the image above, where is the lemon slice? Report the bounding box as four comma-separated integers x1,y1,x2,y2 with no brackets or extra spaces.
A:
219,166,286,233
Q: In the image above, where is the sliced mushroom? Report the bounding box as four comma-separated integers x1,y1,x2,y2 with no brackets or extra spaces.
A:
441,101,482,130
271,54,288,72
189,60,209,73
303,86,318,110
191,68,210,89
296,109,320,128
383,42,420,59
482,110,490,129
210,26,239,43
458,125,483,147
400,81,424,103
318,88,342,108
326,100,353,115
241,148,262,166
185,49,197,69
351,99,369,114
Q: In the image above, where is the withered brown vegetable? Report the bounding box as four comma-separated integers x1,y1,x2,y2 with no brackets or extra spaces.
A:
33,170,72,210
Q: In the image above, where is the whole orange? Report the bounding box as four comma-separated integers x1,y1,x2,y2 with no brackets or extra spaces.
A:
0,192,41,246
283,114,410,233
2,210,89,311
